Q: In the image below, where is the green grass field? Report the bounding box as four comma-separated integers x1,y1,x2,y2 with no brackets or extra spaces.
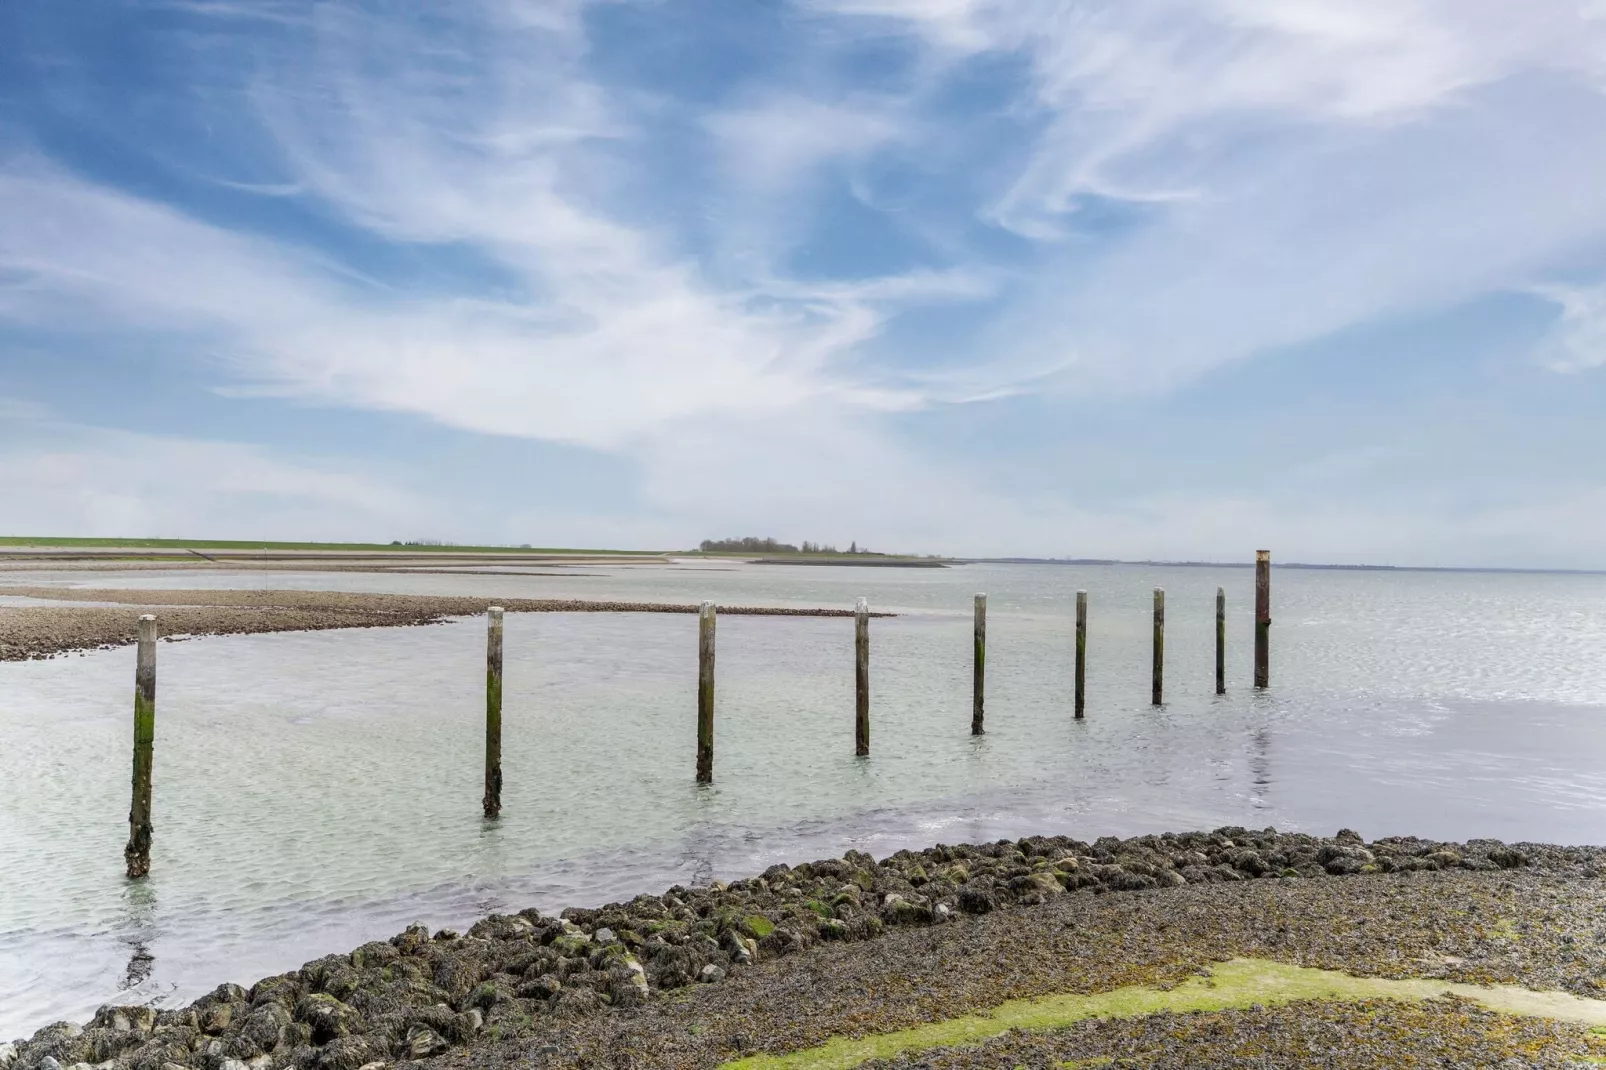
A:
0,536,664,555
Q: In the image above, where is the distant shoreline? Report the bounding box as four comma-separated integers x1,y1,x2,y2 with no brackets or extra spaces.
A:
968,558,1606,577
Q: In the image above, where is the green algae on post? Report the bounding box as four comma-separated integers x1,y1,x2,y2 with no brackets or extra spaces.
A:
720,958,1606,1070
124,613,157,879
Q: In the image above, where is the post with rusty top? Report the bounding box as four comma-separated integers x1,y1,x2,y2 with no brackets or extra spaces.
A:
972,593,987,735
1074,590,1087,720
1215,586,1226,695
124,615,157,879
483,607,504,818
1254,550,1271,689
697,601,716,782
854,598,870,756
1151,588,1165,706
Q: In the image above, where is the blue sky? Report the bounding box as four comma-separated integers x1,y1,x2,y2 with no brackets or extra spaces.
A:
4,1,1606,565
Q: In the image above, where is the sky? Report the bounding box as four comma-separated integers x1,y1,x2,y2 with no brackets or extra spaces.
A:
3,1,1606,565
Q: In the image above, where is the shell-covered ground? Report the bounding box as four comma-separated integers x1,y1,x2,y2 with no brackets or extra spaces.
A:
5,828,1605,1070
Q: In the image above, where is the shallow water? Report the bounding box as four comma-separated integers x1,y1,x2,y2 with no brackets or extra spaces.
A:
2,561,1605,1038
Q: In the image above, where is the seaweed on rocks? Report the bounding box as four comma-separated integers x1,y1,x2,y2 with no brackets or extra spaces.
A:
7,828,1603,1070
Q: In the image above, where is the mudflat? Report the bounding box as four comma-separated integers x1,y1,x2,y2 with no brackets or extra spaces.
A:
0,587,883,662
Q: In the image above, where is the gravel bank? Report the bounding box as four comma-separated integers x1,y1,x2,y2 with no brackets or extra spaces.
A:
0,588,889,661
6,829,1604,1070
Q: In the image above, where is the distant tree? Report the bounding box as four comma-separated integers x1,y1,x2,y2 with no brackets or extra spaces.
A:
699,536,800,553
849,540,858,554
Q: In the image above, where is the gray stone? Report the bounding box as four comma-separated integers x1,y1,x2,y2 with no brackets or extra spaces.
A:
698,964,726,983
0,1042,16,1069
592,927,617,945
38,1059,62,1070
405,1027,448,1059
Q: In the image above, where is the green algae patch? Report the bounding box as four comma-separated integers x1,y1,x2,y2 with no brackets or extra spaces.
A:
721,958,1606,1070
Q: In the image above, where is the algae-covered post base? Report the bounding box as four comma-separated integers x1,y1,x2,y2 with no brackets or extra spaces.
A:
1215,586,1226,695
1151,588,1165,706
1254,550,1271,689
854,598,869,756
697,600,716,783
483,606,504,819
1074,590,1087,720
971,593,986,736
124,614,157,879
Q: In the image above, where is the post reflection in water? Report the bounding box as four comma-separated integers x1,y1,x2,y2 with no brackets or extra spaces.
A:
118,879,157,994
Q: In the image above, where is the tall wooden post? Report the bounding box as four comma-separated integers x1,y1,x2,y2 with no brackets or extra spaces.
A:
1074,591,1087,720
697,601,716,782
1215,586,1226,695
972,593,986,735
854,598,870,756
1151,588,1165,706
483,607,504,818
1254,550,1271,689
124,615,157,879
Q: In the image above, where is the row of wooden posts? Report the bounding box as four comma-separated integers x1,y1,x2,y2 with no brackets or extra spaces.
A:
121,552,1273,878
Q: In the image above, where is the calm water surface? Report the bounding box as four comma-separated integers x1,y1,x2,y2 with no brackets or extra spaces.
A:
2,561,1604,1037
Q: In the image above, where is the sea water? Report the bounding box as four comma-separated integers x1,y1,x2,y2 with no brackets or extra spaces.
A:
2,561,1604,1037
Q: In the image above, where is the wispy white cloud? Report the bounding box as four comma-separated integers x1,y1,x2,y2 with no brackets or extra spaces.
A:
6,0,1606,562
1533,284,1606,373
0,407,414,539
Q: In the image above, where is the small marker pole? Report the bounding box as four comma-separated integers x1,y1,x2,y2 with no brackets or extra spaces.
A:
697,601,716,782
483,607,504,818
124,615,157,879
1215,586,1226,695
1074,591,1087,719
1254,551,1271,689
1151,588,1165,706
855,598,870,756
972,593,986,735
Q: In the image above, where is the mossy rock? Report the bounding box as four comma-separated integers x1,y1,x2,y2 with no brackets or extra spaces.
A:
740,914,776,939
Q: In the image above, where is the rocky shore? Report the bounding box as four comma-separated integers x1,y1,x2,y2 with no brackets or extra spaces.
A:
5,828,1605,1070
0,588,890,661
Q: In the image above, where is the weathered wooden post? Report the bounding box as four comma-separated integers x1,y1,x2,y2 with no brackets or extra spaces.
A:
483,607,504,818
1215,586,1226,695
972,593,986,735
697,600,716,782
1254,550,1271,689
854,598,870,756
1151,588,1165,706
124,614,157,879
1074,591,1087,720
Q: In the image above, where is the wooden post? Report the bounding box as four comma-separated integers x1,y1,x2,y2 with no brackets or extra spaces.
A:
1151,588,1165,706
1215,586,1226,695
1074,591,1087,720
854,598,870,756
483,607,503,818
124,615,157,879
697,600,716,782
1254,550,1271,689
972,593,986,735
